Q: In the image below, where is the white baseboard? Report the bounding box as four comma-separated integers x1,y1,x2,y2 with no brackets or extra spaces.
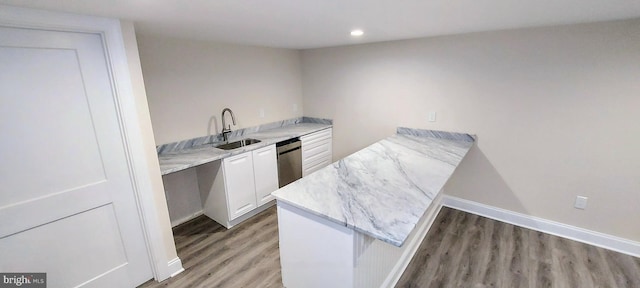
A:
171,210,204,228
152,256,184,283
443,195,640,258
168,257,185,277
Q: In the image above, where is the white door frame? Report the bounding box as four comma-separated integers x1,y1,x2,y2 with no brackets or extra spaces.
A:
0,5,183,282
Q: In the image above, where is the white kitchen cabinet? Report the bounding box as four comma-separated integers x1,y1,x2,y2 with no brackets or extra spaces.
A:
253,145,279,206
224,152,258,220
197,144,279,228
301,128,333,177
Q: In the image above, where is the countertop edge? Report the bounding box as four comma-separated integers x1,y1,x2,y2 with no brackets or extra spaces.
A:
273,196,407,246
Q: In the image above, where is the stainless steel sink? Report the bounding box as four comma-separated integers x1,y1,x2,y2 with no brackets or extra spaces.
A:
215,138,261,150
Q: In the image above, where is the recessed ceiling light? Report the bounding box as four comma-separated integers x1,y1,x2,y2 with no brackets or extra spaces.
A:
350,30,364,37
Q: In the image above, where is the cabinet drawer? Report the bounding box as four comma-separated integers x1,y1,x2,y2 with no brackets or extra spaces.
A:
302,136,331,151
303,158,332,177
300,128,332,144
301,127,332,177
301,138,331,163
302,154,330,171
302,150,331,169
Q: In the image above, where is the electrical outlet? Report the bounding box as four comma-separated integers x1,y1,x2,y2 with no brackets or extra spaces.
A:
293,104,298,112
428,111,437,122
574,196,588,210
259,108,265,118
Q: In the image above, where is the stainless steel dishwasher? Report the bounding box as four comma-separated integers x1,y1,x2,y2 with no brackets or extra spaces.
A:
276,138,302,187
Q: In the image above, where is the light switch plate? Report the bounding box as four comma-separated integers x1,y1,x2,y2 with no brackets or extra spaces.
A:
259,108,265,118
574,196,588,210
428,111,437,122
293,104,298,112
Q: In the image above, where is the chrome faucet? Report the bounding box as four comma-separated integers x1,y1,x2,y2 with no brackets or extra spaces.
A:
221,108,236,142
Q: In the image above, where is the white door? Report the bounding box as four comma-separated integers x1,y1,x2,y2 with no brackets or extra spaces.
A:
223,152,257,220
253,145,279,206
0,25,152,287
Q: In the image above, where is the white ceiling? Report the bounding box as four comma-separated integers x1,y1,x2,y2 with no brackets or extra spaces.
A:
2,0,640,49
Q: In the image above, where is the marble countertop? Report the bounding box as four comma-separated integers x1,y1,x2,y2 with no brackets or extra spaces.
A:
158,122,332,175
271,128,474,247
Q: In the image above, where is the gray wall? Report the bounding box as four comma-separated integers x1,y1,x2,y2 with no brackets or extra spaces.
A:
301,19,640,241
137,34,303,145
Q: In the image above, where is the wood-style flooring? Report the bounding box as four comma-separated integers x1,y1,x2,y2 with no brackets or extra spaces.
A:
139,207,282,288
139,206,640,288
396,207,640,288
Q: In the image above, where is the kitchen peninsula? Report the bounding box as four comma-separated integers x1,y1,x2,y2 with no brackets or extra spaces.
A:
272,128,475,288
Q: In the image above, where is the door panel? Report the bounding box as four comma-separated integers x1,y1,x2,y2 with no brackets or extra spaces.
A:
0,26,151,287
0,183,109,239
0,46,106,206
0,205,128,288
223,153,257,220
253,145,279,206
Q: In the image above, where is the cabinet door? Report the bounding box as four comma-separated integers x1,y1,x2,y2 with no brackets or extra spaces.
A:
253,145,279,206
223,152,257,220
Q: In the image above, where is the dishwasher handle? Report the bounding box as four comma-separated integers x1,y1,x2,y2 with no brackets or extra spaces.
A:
278,145,300,156
276,137,300,147
276,138,301,156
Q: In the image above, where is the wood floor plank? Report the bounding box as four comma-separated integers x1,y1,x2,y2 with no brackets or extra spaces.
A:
529,260,553,288
507,224,529,287
529,230,553,263
551,236,588,288
575,240,613,287
422,209,471,288
479,219,502,287
140,206,640,288
602,248,640,287
528,230,553,288
467,214,494,285
395,207,462,288
451,214,483,286
496,222,516,287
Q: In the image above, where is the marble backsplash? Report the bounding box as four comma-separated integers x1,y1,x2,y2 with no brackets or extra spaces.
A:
397,127,475,142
